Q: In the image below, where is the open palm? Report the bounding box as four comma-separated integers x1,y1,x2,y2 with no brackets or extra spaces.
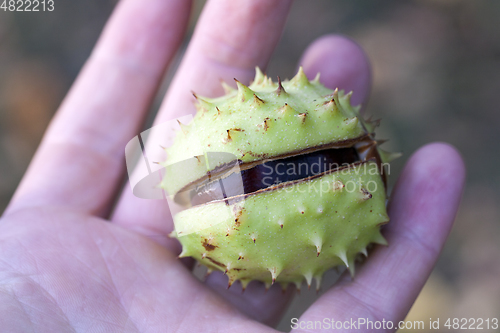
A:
1,1,465,332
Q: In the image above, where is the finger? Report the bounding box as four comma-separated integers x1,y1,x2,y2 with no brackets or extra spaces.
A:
157,0,294,123
299,34,372,107
5,0,192,217
112,0,292,248
297,143,466,328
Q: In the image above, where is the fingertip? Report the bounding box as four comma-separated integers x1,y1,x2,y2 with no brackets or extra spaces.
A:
404,142,466,189
423,142,466,175
299,34,372,106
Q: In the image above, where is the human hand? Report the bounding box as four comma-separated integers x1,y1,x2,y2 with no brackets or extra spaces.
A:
0,1,465,332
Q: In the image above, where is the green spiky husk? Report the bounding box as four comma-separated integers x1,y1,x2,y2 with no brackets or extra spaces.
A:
163,68,395,289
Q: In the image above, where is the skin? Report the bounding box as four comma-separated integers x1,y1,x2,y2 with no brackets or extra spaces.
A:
0,0,466,332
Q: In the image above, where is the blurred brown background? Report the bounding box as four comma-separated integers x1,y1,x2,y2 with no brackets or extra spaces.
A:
1,0,499,331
